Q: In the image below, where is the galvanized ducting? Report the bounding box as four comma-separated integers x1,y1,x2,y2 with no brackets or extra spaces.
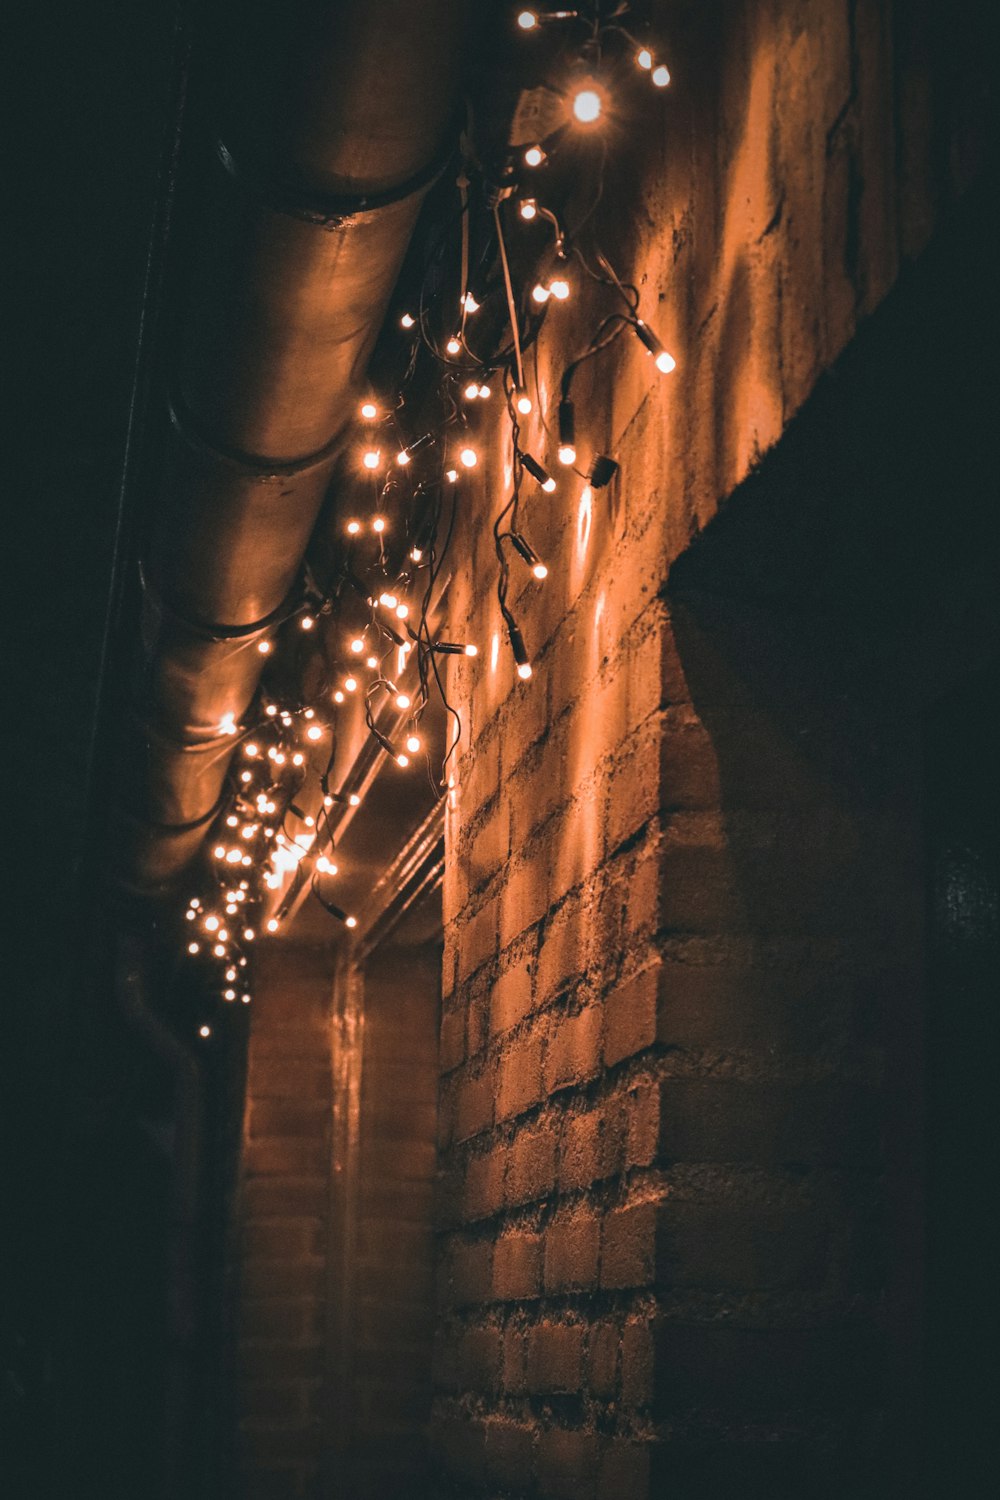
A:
115,0,467,890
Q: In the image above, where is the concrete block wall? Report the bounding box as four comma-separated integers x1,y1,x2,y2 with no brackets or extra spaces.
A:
433,1,985,1495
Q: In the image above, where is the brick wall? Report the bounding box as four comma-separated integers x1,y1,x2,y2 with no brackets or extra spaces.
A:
235,943,333,1500
433,1,987,1495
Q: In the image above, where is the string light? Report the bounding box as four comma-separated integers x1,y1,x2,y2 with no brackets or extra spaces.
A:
363,448,381,470
521,453,557,492
446,335,461,355
517,9,537,27
514,390,533,415
652,65,670,88
360,401,378,419
637,48,652,70
400,312,415,328
519,199,537,221
510,534,548,580
633,318,676,373
524,145,545,167
572,87,603,124
459,447,478,468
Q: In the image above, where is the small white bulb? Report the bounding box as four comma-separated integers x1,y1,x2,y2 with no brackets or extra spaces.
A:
188,942,200,955
347,519,361,535
406,734,421,753
400,312,415,328
460,447,477,468
373,516,386,533
519,199,537,221
445,467,459,483
532,283,551,304
396,449,411,466
517,9,537,29
637,48,653,70
462,292,480,313
350,637,364,653
652,64,671,88
532,562,549,580
478,384,491,399
349,793,361,807
446,336,461,355
363,449,380,470
542,477,557,493
307,724,323,741
572,88,602,124
266,918,279,933
549,278,570,301
464,382,480,400
517,662,533,680
515,391,533,415
199,1025,211,1038
360,401,378,420
655,349,676,374
300,614,315,630
524,145,544,167
558,444,577,466
257,639,272,655
464,643,478,657
395,693,411,710
396,753,410,767
345,676,358,692
346,916,358,929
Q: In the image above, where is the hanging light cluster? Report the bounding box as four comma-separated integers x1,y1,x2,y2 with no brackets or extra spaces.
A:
184,2,674,1039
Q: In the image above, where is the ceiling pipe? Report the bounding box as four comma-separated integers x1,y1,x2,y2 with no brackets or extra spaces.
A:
114,0,468,892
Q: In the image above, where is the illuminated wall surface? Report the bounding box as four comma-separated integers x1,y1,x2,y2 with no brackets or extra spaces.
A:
6,2,995,1499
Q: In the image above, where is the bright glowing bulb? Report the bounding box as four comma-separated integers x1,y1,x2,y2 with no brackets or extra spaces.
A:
558,444,577,465
652,64,671,88
517,9,537,29
300,614,315,631
406,734,421,753
411,546,423,562
379,592,397,607
226,967,237,981
304,708,315,719
542,476,557,493
395,693,411,710
445,467,459,483
396,753,410,767
346,916,358,929
365,655,378,669
396,449,411,466
266,704,277,716
532,562,549,580
188,942,199,955
350,637,364,653
349,793,361,807
478,384,491,399
363,448,380,470
532,283,551,304
637,48,653,70
462,292,479,313
524,145,544,166
257,639,272,655
360,401,378,420
344,676,358,692
655,349,676,374
213,943,226,957
550,278,570,300
460,447,477,468
519,199,537,221
465,643,478,657
572,88,602,124
317,855,338,875
464,382,480,400
266,918,279,933
244,742,258,758
517,661,533,680
224,988,236,1001
307,724,323,741
446,336,461,355
186,909,196,921
347,519,361,535
515,391,533,415
292,752,305,767
240,770,252,783
199,1025,211,1038
242,994,251,1004
373,516,386,533
334,690,345,703
395,604,409,620
213,845,225,860
400,312,415,328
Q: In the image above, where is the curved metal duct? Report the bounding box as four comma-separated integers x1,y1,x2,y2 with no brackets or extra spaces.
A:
114,0,467,891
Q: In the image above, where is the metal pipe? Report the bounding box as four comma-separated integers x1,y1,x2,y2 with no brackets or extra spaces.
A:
117,0,468,890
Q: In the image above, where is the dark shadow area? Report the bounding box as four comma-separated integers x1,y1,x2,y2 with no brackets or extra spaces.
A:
665,177,998,1495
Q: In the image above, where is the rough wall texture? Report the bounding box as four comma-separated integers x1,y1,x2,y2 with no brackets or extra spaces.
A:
434,1,988,1495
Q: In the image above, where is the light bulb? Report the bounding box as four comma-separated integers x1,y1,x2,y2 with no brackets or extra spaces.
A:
532,283,551,304
360,401,378,420
373,516,386,533
462,292,480,313
478,384,491,399
411,546,423,562
300,614,315,630
240,770,252,783
464,382,479,400
266,704,278,716
199,1025,211,1038
226,967,237,981
396,449,411,466
515,391,533,415
465,643,478,657
637,48,653,70
365,655,378,669
395,604,408,620
380,592,397,607
446,336,461,355
524,145,544,166
323,794,334,809
558,444,577,465
655,349,676,374
517,662,533,680
334,690,345,703
244,742,258,758
572,88,602,124
224,988,236,1001
346,916,358,929
350,637,364,653
520,199,537,221
652,64,671,88
213,845,225,860
292,752,305,766
226,815,238,827
363,449,380,470
218,927,229,943
406,734,421,753
460,447,477,468
316,855,338,875
345,676,358,692
396,753,410,767
307,725,323,741
347,519,361,535
517,9,537,28
549,278,570,300
445,467,459,483
532,562,549,580
213,943,226,958
186,909,196,921
542,476,556,492
304,708,315,719
349,793,361,806
400,312,415,328
395,693,411,709
242,994,251,1004
257,639,272,654
266,918,279,933
188,941,200,955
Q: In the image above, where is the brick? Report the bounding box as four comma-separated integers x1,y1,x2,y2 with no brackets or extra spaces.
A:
621,1320,654,1405
467,803,511,890
461,1145,507,1221
506,1127,557,1205
604,967,659,1066
485,1419,535,1488
527,1323,584,1393
601,1202,659,1289
586,1321,619,1400
445,1238,492,1308
459,1326,502,1394
656,1200,829,1291
503,1327,527,1393
559,1109,604,1191
536,906,588,1005
598,1439,651,1499
496,1029,545,1120
544,1210,600,1292
500,850,552,948
454,1064,494,1142
489,953,534,1034
439,1005,465,1072
656,1080,879,1166
494,1232,542,1300
457,896,500,981
545,1006,602,1093
536,1428,598,1496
